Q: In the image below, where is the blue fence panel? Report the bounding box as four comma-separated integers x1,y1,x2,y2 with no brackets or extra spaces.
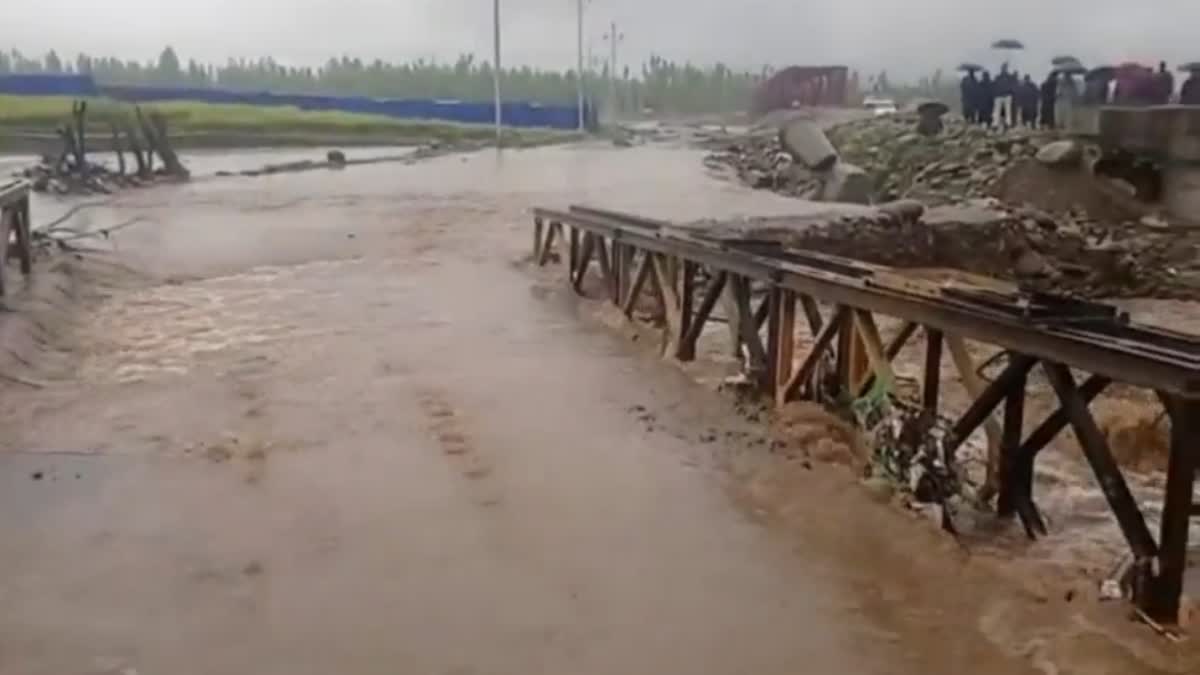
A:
0,75,587,130
0,74,98,97
97,83,586,130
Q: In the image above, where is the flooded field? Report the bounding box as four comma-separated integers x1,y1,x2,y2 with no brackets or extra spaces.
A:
0,142,1196,674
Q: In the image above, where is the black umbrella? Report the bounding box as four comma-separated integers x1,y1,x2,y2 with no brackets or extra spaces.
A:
957,62,984,73
1051,55,1081,67
1054,63,1088,76
991,39,1025,50
1177,61,1200,73
1085,66,1116,81
917,100,950,116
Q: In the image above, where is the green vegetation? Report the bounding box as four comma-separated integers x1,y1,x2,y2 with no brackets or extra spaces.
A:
2,46,766,116
0,95,571,148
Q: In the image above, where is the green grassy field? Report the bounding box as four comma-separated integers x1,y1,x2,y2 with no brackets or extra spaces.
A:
0,95,571,149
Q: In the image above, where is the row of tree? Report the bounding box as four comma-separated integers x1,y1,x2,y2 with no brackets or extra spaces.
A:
1,46,772,115
1,46,954,114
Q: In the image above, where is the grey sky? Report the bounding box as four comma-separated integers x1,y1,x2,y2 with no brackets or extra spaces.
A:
8,0,1200,79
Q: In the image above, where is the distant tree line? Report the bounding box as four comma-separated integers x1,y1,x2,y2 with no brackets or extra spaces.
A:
1,46,962,114
0,46,773,115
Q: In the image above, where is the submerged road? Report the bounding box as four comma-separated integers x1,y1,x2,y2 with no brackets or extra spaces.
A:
0,144,1167,674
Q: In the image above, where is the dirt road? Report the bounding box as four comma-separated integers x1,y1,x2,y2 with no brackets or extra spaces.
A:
0,144,1183,674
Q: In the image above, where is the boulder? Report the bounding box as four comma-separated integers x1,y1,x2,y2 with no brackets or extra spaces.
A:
1035,140,1082,167
818,162,872,204
326,149,347,164
778,118,838,171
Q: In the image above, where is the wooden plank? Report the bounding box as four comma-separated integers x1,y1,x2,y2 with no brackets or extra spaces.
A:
572,233,596,291
651,254,683,355
771,288,797,405
622,252,653,317
923,329,944,413
946,335,1004,500
680,271,728,360
731,275,768,381
781,306,849,403
800,294,823,335
1148,394,1199,622
1044,362,1159,560
852,310,894,394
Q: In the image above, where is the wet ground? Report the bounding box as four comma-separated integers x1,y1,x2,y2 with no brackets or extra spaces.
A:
0,143,1195,674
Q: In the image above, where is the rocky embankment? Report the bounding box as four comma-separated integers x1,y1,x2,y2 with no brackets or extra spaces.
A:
700,111,1200,300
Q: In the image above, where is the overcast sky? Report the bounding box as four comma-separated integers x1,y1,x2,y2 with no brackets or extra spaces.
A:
7,0,1200,79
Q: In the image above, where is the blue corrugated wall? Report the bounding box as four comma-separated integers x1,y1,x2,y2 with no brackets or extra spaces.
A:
0,75,591,130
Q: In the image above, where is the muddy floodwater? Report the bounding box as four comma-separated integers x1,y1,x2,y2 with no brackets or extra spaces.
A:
0,143,1195,674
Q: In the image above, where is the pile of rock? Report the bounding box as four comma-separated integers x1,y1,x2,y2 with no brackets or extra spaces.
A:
825,113,1050,204
701,117,874,204
700,200,1200,300
701,129,824,198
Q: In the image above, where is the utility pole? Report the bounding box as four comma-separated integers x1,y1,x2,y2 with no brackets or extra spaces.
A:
603,21,623,121
576,0,585,130
493,0,502,145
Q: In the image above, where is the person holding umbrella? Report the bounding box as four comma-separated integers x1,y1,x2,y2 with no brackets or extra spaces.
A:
993,63,1017,129
1040,71,1059,128
978,71,995,127
1182,63,1200,105
1155,62,1175,104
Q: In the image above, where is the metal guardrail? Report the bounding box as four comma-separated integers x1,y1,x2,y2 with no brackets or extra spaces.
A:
532,204,1199,624
0,180,33,297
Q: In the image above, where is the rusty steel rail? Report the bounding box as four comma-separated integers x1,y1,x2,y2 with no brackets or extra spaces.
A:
0,180,34,297
532,204,1200,624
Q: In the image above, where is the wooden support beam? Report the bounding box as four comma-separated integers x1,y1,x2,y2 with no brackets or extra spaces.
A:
852,310,896,395
1043,362,1158,560
622,252,653,317
720,284,743,357
1146,394,1199,623
537,221,561,266
998,368,1048,539
849,309,897,389
596,236,614,300
800,294,824,335
1016,375,1111,461
768,288,797,405
855,320,918,397
679,271,728,361
651,254,683,355
568,226,580,276
923,329,944,413
731,275,768,384
946,336,1005,501
15,199,32,275
753,292,771,330
680,262,697,346
572,233,596,291
618,244,634,306
943,354,1037,467
781,306,849,404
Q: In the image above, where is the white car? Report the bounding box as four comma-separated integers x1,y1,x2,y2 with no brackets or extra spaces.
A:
862,97,898,116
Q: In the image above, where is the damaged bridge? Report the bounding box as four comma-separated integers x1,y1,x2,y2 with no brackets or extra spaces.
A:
533,204,1200,625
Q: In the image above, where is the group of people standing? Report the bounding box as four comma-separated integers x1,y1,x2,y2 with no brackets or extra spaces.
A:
961,65,1044,129
961,62,1200,131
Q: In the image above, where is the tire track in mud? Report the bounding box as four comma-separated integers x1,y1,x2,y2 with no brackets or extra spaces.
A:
415,386,503,508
